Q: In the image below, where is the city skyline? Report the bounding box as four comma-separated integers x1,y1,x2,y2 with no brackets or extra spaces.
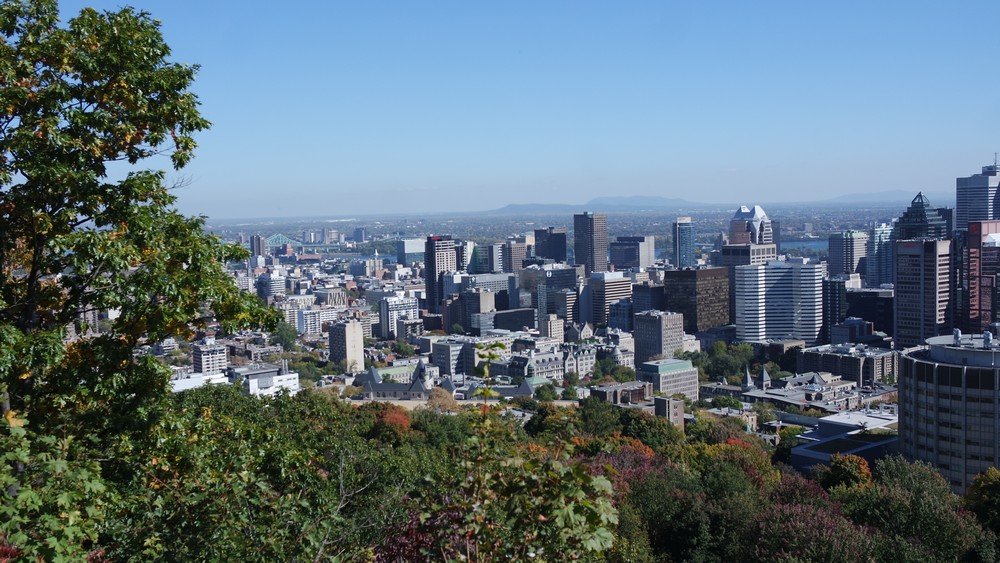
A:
55,0,1000,218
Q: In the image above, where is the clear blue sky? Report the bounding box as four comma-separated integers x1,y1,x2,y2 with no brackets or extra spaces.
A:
62,1,1000,218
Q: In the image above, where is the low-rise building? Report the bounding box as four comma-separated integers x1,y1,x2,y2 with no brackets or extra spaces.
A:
637,358,699,400
231,362,301,397
654,396,686,428
591,381,653,405
742,372,858,413
797,343,898,386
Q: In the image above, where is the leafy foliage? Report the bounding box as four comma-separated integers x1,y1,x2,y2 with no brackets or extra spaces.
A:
271,320,298,351
380,415,618,560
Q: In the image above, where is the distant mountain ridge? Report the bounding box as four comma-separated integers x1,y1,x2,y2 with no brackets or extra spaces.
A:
490,190,956,214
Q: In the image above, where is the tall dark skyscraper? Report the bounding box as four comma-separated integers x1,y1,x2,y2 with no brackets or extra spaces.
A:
424,235,457,313
533,227,568,262
609,236,655,270
885,192,952,284
250,234,265,257
894,238,952,348
672,216,695,268
893,192,950,240
958,220,1000,333
573,212,608,275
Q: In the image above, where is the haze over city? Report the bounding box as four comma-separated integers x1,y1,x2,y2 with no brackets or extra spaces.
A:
61,0,1000,218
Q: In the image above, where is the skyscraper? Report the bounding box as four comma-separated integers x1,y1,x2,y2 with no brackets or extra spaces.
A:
589,271,632,326
330,319,364,373
865,223,894,287
828,230,868,276
424,235,457,313
250,234,266,258
633,310,685,363
574,212,608,275
729,205,774,244
662,267,730,332
893,238,952,348
822,274,862,344
899,333,1000,492
672,216,695,268
534,227,568,263
958,220,1000,333
719,204,777,321
609,236,655,270
455,240,476,271
502,239,528,273
379,293,419,339
880,193,952,286
893,192,950,240
470,243,503,274
957,163,1000,228
734,258,825,345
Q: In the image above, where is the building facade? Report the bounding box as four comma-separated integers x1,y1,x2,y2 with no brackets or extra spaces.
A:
637,358,699,400
193,337,228,375
865,223,894,287
894,239,952,348
425,235,457,313
589,271,632,326
534,226,568,263
958,221,1000,334
672,216,696,269
828,230,868,277
330,319,365,373
379,294,420,339
735,258,825,345
957,164,1000,228
662,267,730,332
899,333,1000,492
609,236,655,271
574,212,609,275
633,310,685,363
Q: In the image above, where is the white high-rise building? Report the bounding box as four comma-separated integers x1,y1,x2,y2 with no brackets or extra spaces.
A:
379,293,419,339
957,164,1000,228
735,258,825,345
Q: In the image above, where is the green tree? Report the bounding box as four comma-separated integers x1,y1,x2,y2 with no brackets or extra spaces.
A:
578,396,623,437
271,320,299,351
752,401,777,424
381,415,617,559
391,338,415,357
815,453,872,490
773,425,803,463
835,456,997,561
0,3,273,557
534,383,558,401
711,395,742,410
967,467,1000,535
563,371,580,387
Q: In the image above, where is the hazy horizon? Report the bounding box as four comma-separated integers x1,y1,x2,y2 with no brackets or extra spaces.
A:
61,0,1000,218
